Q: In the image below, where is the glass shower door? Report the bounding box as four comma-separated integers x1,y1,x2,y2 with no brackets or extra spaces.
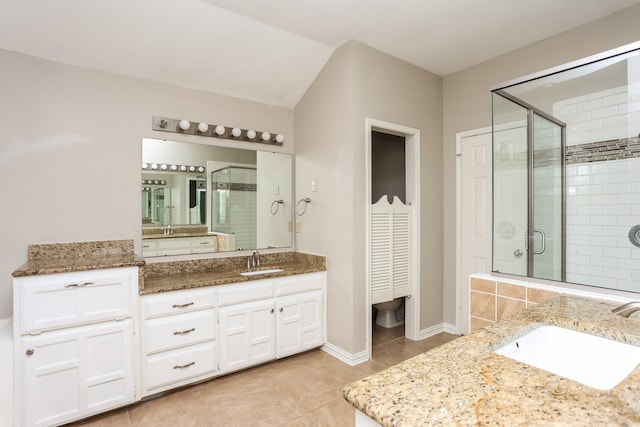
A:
492,91,565,281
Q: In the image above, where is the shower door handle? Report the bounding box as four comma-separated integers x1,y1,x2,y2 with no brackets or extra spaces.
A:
532,229,546,254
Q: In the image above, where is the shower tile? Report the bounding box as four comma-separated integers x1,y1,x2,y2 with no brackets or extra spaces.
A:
497,297,526,322
470,278,496,293
497,282,526,300
470,291,495,321
526,288,558,304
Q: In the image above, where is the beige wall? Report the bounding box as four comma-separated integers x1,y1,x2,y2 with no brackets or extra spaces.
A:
295,41,442,354
442,4,640,326
0,49,293,318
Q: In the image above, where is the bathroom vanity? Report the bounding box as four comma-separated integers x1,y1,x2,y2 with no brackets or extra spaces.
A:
11,240,326,427
344,295,640,426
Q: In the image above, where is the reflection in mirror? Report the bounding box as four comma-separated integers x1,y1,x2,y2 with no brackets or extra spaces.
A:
492,43,640,293
141,138,293,257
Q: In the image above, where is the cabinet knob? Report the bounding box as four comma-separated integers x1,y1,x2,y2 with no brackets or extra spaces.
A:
26,349,34,356
279,307,284,313
270,308,274,314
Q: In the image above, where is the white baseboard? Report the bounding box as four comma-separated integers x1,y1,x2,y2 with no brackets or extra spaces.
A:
419,322,459,340
321,342,369,366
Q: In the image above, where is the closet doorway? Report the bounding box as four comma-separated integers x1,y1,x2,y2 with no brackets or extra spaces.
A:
365,118,421,360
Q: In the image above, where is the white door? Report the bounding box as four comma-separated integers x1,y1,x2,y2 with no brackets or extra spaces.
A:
457,130,492,334
276,290,323,358
218,300,275,373
20,320,135,427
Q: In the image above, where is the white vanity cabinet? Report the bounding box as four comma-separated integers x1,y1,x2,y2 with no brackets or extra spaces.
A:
142,235,218,257
13,267,138,427
140,287,219,396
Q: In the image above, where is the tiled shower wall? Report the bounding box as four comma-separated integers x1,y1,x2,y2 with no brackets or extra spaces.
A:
553,86,640,292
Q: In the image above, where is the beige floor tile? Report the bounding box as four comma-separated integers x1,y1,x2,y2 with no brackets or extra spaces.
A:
128,387,209,426
273,367,345,413
207,387,303,426
66,407,131,426
372,333,458,367
371,324,405,347
282,398,355,427
153,407,222,427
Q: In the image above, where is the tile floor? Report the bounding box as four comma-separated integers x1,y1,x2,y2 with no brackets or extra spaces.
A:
67,327,457,427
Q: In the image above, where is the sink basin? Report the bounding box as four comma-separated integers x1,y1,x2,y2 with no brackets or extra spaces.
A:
240,268,284,276
494,325,640,390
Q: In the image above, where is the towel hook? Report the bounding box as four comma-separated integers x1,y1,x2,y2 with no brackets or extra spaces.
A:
296,198,311,216
270,199,283,215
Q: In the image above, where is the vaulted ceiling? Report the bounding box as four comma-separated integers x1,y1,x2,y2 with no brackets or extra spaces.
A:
1,0,638,108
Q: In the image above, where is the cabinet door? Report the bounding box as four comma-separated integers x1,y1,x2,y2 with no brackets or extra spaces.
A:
276,290,324,358
20,320,135,427
218,300,275,374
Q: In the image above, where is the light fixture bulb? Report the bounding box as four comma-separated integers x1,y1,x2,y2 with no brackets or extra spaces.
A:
151,163,158,170
247,130,256,139
215,125,226,136
160,164,168,170
170,165,177,171
232,127,242,137
198,166,205,173
179,120,191,131
261,132,271,141
180,165,187,171
276,134,285,143
142,163,148,169
197,122,209,133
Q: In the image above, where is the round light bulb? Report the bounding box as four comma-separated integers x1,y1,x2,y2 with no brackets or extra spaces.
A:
160,164,168,170
231,127,242,137
215,125,226,136
197,122,209,133
261,132,271,141
246,130,256,139
151,163,158,170
275,134,285,143
198,166,205,173
180,165,187,171
170,165,177,171
179,119,191,131
142,163,148,169
189,166,196,172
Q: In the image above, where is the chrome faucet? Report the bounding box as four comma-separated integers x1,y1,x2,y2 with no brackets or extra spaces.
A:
163,224,172,235
612,301,640,318
252,250,261,269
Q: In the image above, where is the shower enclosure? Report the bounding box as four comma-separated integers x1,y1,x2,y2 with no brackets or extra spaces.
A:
491,41,640,293
492,91,565,282
211,166,257,250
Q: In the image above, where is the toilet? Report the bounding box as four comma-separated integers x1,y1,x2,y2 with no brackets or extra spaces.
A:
374,297,405,328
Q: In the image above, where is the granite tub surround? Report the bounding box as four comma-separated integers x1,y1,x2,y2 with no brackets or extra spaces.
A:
344,295,640,426
142,251,326,294
12,239,144,277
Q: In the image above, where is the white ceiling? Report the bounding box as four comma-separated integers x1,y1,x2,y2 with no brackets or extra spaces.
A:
1,0,639,108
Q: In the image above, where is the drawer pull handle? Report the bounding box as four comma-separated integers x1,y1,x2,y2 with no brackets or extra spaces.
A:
172,302,194,309
199,242,210,245
173,328,195,335
173,362,195,369
279,307,284,313
64,281,95,288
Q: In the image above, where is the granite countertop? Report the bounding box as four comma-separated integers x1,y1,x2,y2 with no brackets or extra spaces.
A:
12,240,144,277
141,251,326,294
344,295,640,426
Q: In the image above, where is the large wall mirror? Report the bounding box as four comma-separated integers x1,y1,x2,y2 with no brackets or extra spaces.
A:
142,138,293,257
492,42,640,293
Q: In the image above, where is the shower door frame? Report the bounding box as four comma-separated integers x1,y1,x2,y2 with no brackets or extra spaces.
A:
493,90,566,282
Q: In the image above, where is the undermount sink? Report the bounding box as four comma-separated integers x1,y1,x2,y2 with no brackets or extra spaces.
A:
494,325,640,390
240,268,284,276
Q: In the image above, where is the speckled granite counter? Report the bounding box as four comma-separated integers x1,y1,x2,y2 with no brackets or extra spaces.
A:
142,251,326,294
344,295,640,426
12,240,144,277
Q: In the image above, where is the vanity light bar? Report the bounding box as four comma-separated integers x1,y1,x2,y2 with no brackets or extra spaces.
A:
142,179,166,185
142,163,205,174
151,116,284,146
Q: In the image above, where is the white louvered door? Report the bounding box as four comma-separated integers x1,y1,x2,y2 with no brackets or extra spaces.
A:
370,195,412,304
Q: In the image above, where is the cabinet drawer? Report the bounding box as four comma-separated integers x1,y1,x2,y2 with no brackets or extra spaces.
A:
276,272,323,296
16,268,136,334
145,309,216,354
141,240,159,257
218,279,275,306
145,341,217,391
142,288,216,319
